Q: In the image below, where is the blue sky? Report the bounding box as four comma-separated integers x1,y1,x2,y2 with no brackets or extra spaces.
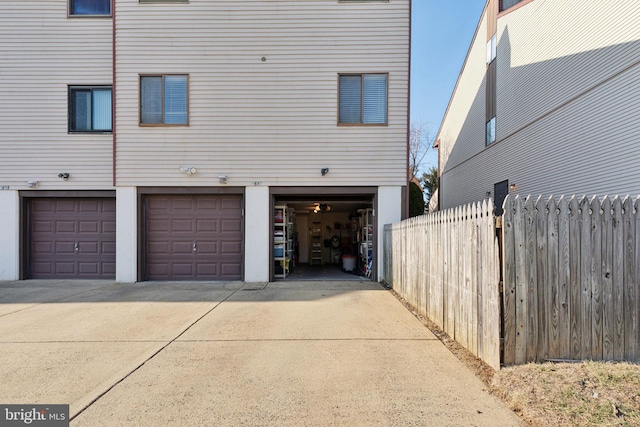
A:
410,1,486,169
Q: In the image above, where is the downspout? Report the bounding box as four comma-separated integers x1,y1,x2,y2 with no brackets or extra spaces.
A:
112,0,117,187
405,0,412,219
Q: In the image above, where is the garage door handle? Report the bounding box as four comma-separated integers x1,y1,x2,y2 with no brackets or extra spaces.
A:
74,243,79,252
192,242,197,252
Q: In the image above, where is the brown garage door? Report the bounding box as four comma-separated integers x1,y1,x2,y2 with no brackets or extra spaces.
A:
144,195,243,280
29,198,116,279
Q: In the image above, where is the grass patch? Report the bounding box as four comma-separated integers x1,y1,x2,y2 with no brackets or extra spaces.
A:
490,361,640,426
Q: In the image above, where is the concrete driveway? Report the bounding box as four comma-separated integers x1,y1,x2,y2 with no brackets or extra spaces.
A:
0,280,520,426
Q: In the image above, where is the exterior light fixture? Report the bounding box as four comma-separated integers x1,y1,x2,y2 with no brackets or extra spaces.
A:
321,168,329,176
179,166,197,175
27,181,38,188
510,183,516,190
218,175,228,184
57,173,70,181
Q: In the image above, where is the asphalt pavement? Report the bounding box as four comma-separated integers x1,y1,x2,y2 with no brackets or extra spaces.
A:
0,279,521,426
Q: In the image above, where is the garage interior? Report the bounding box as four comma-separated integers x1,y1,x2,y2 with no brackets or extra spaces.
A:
273,195,374,281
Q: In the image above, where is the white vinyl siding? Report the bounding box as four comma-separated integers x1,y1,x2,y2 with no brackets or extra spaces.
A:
437,10,488,175
442,63,640,208
496,1,640,141
438,0,640,209
114,0,409,187
0,1,113,189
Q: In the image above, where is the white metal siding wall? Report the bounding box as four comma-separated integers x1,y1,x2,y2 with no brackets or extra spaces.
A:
443,63,640,209
438,10,488,207
496,0,640,140
0,1,114,190
114,0,409,187
439,1,640,209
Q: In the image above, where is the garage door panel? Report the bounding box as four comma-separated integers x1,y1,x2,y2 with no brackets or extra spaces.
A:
172,263,195,277
148,241,169,254
32,242,53,253
79,221,99,233
55,200,76,213
196,264,218,276
55,242,75,254
148,219,169,232
79,263,98,274
221,219,242,233
32,220,53,233
148,198,169,210
197,198,219,210
102,241,116,254
221,197,242,210
56,221,76,233
102,220,116,233
55,262,75,274
145,195,243,281
221,241,242,256
172,198,194,210
78,242,99,254
221,263,242,278
197,241,218,254
103,263,116,275
171,219,194,233
148,263,169,276
31,262,51,275
196,219,218,232
78,200,99,213
32,200,54,212
29,198,116,279
172,241,194,255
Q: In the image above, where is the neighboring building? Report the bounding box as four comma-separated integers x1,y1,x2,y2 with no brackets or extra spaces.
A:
0,0,410,282
435,0,640,211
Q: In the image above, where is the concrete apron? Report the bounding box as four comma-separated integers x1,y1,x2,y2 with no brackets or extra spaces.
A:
0,280,521,426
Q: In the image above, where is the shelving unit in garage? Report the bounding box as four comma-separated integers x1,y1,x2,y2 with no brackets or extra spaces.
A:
358,208,373,276
310,221,323,265
274,205,294,278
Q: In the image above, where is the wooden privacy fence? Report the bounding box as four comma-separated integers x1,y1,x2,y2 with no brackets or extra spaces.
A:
383,200,501,370
502,195,640,365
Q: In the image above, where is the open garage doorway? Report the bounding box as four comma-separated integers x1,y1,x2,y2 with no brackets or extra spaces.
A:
271,188,376,281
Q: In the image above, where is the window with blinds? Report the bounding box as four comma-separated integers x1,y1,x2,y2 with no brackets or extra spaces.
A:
140,75,188,125
338,74,388,125
68,86,112,132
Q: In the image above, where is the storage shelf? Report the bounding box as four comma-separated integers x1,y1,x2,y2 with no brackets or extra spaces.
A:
274,205,295,278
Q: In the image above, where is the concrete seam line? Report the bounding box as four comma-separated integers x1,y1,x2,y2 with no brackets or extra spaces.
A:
69,283,247,422
0,289,108,319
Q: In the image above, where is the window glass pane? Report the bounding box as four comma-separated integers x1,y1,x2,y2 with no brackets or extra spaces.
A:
339,75,362,124
500,0,523,11
363,74,387,124
72,90,92,131
141,77,163,124
164,75,188,125
491,34,497,61
487,35,497,64
71,0,111,15
486,117,496,145
92,89,112,131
